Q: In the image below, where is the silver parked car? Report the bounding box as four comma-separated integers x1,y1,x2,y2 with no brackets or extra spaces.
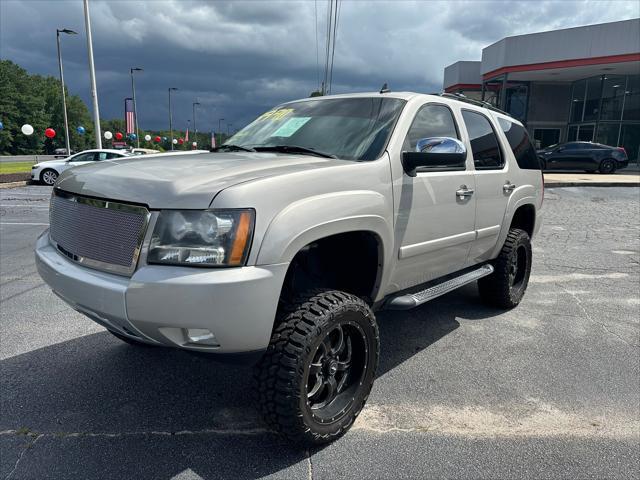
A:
36,92,543,444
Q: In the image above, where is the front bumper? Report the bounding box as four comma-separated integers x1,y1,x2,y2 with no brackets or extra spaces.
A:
35,231,289,354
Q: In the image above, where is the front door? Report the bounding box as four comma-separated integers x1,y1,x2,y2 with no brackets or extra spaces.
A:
391,103,477,291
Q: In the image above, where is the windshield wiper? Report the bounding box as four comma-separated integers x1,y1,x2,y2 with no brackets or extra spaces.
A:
213,144,256,152
253,145,337,159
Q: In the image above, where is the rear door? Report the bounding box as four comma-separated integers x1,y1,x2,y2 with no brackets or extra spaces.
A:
460,109,511,263
391,102,477,288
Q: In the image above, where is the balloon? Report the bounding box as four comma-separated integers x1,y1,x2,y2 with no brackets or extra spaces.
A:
104,131,113,140
154,136,161,143
162,136,168,142
115,132,123,140
172,139,178,145
21,124,34,135
45,128,56,138
76,126,85,134
192,142,197,147
129,133,137,140
0,121,3,130
144,134,151,142
178,138,184,145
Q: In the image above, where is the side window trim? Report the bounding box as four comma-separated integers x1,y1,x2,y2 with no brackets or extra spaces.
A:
404,102,466,173
461,108,505,171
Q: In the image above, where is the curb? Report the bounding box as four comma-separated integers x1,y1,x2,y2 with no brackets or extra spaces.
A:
0,181,28,189
545,182,640,188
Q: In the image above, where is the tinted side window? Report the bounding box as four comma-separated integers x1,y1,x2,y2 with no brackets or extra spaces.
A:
461,110,503,169
70,153,95,162
403,104,459,152
106,152,122,159
498,118,541,170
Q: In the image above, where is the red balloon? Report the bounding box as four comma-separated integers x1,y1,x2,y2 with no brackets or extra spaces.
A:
45,128,56,138
178,138,184,145
115,132,123,140
154,136,161,143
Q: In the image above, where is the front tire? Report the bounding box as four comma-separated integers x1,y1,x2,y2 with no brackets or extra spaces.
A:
478,228,532,309
599,159,616,174
40,169,58,185
254,290,379,445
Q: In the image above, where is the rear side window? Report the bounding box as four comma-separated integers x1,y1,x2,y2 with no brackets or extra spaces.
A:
461,110,503,169
498,118,541,170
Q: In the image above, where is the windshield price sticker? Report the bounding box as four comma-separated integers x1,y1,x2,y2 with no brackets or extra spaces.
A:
257,108,294,122
271,117,311,137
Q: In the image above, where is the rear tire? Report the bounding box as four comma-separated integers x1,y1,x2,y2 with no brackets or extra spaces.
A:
40,169,58,185
599,159,616,174
254,290,379,445
478,228,532,309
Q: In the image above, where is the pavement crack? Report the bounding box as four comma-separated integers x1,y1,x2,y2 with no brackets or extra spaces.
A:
0,427,272,439
555,282,639,348
306,449,314,480
4,434,42,480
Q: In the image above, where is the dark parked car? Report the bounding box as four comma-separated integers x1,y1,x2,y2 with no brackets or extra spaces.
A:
537,142,628,173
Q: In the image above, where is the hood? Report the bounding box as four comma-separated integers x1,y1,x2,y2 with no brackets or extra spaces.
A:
55,152,352,209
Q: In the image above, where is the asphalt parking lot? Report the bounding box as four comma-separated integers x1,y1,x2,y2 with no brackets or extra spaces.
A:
1,185,639,479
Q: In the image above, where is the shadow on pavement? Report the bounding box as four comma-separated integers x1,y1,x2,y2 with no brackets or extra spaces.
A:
1,285,502,479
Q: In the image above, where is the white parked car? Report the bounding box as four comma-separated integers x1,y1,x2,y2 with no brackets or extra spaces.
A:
31,149,132,185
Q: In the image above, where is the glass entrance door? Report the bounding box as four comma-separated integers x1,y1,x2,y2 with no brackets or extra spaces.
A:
567,124,595,142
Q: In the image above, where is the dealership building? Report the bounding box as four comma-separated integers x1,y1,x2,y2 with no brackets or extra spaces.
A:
443,19,640,161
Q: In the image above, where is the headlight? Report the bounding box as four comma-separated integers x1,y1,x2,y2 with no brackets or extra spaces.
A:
148,209,254,267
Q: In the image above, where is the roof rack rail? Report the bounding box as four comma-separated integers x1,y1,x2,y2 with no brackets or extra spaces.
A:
437,92,510,116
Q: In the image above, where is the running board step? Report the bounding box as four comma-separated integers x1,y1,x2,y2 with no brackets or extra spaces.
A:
386,264,494,310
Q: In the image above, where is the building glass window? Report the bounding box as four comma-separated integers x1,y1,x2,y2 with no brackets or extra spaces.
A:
601,75,626,121
533,128,561,149
623,75,640,122
596,123,621,147
570,80,586,123
620,124,640,162
583,76,602,121
577,124,594,142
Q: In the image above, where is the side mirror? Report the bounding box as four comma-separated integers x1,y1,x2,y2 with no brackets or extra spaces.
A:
402,137,467,177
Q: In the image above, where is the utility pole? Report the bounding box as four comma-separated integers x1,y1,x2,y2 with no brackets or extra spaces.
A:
192,101,200,146
130,67,143,148
227,123,232,137
83,0,102,148
218,118,224,145
168,87,178,150
56,28,77,155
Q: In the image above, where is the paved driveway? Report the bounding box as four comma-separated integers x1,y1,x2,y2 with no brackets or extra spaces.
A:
1,185,638,479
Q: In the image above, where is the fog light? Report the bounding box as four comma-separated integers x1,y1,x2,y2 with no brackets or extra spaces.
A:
185,328,220,346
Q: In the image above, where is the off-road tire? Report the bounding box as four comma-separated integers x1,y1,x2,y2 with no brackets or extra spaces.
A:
599,159,616,174
254,290,379,445
108,329,157,347
478,228,532,309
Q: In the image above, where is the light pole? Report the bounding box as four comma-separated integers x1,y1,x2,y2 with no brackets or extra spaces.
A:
130,67,143,148
168,87,178,150
192,101,200,146
83,0,102,148
218,118,224,145
227,123,232,137
56,28,77,155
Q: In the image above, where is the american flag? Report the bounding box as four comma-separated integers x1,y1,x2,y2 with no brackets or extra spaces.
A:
125,98,135,135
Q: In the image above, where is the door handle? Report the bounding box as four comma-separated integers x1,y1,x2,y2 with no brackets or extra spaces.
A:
456,185,474,199
503,182,516,193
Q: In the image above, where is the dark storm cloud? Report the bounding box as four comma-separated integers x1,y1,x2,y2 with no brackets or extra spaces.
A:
1,0,637,132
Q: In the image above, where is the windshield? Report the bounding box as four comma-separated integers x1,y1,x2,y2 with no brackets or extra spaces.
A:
225,97,406,161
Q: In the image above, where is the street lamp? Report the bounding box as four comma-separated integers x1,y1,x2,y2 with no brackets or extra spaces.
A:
168,87,178,150
83,0,102,148
130,67,143,148
192,101,200,146
56,28,77,155
218,118,224,145
227,123,232,136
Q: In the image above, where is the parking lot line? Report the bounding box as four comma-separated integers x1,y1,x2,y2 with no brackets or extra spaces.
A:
0,222,49,226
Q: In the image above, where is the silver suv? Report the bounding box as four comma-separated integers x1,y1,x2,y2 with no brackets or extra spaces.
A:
36,91,543,445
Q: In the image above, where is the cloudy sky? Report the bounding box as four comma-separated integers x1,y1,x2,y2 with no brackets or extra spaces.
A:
1,0,638,132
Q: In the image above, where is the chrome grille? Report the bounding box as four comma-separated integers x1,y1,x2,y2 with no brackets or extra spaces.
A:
49,190,150,276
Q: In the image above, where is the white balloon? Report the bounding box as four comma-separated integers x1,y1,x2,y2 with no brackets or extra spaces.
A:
192,142,197,147
144,134,151,142
104,131,113,140
21,124,34,135
172,139,178,144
